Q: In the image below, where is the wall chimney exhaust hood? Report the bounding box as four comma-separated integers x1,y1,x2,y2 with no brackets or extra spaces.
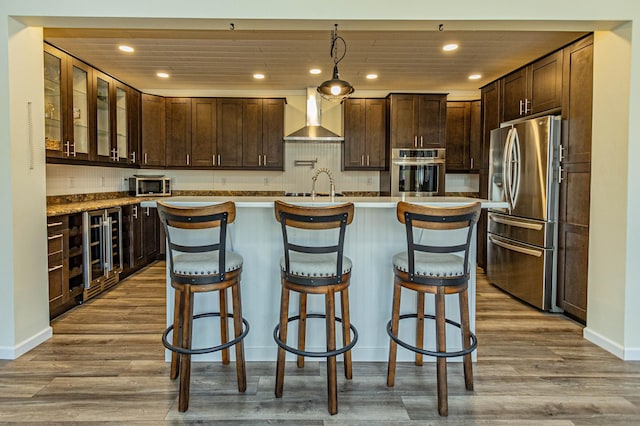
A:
283,87,343,142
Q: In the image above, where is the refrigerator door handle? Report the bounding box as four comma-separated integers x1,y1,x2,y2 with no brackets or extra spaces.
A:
503,128,514,213
489,213,544,231
489,235,543,258
510,128,522,209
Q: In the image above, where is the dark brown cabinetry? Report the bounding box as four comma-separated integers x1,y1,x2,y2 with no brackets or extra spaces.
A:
502,50,563,122
47,214,84,319
445,100,481,172
477,81,502,270
343,98,387,170
389,94,447,148
191,98,217,167
256,98,285,169
127,88,141,166
122,204,160,279
216,98,244,168
44,44,92,162
141,94,166,167
165,98,192,167
556,35,593,323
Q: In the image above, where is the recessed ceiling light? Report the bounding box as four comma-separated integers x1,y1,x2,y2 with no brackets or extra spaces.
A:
309,69,321,75
118,45,134,53
156,72,169,78
468,74,482,80
366,74,378,80
253,73,265,79
443,43,459,52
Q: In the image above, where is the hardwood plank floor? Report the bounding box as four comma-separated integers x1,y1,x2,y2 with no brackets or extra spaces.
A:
1,261,639,424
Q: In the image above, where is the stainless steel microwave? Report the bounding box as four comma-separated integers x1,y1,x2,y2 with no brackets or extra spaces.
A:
129,176,172,197
390,148,446,196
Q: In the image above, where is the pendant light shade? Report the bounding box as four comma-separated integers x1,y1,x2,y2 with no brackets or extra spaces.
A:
317,24,354,102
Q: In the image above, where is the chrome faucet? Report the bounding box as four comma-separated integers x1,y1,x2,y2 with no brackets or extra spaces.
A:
311,167,335,198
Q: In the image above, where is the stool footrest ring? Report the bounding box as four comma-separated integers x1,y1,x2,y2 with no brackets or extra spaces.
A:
386,313,477,358
162,312,250,355
273,313,358,358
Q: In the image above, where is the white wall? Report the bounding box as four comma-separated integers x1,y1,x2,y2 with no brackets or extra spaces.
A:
0,19,51,358
1,0,639,359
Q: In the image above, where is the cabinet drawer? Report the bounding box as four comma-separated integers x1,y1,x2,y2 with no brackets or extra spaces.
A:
47,215,69,233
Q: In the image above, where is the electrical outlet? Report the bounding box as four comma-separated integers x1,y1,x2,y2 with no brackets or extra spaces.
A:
221,178,227,185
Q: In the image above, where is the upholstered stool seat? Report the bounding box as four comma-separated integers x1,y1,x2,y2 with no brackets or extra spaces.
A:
386,201,481,417
157,201,249,412
273,200,358,415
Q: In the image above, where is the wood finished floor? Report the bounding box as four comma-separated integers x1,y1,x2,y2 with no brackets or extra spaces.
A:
1,261,640,424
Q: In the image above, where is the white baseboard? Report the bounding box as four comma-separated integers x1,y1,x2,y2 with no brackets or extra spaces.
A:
0,326,53,360
583,327,625,359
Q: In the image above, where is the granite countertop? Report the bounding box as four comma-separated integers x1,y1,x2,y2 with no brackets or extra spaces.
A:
47,196,166,216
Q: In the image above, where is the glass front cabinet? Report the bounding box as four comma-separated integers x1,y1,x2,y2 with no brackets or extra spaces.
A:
44,44,91,161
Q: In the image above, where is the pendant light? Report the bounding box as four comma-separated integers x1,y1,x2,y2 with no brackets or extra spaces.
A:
317,24,354,102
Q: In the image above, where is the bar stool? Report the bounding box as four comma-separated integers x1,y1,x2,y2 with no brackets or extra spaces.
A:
386,201,481,417
273,200,358,415
157,201,249,412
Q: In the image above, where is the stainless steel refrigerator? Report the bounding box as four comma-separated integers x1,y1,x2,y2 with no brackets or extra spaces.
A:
486,115,561,311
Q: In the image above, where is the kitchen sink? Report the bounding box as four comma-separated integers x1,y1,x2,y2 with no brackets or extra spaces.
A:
284,192,344,197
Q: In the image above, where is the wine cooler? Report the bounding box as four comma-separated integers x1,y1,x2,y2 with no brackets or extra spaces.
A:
83,207,123,301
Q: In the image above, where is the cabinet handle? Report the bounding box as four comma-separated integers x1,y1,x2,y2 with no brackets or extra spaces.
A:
420,136,424,147
47,221,63,228
263,155,267,166
145,207,150,216
48,264,64,273
258,155,262,166
133,205,138,219
470,158,474,169
130,151,136,163
559,166,565,184
414,136,418,148
212,155,216,166
186,154,190,165
218,154,221,165
65,140,71,157
144,152,148,164
559,144,565,162
47,233,64,240
519,100,523,116
525,98,531,114
361,155,364,166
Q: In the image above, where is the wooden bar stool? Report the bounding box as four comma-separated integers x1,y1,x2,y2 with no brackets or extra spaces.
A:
386,201,481,416
273,200,358,415
157,201,249,412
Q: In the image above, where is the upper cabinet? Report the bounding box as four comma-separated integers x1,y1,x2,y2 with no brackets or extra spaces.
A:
165,98,192,167
445,100,481,172
44,44,92,161
343,98,387,170
44,43,140,167
502,50,563,122
141,94,166,168
388,93,447,149
190,98,217,167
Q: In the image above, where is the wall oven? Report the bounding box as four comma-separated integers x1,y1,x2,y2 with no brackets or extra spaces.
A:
391,148,446,196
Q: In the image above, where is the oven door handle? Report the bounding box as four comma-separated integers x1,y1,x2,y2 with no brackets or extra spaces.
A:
392,159,445,166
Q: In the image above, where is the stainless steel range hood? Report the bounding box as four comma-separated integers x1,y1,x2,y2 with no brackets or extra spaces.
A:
283,87,343,142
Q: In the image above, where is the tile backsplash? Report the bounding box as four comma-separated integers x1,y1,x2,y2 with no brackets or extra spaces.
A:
46,144,479,196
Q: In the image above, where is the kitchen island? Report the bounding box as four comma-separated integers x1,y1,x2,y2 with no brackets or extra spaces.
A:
142,196,507,362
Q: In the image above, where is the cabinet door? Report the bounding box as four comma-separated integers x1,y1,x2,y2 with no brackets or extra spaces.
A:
480,81,501,171
529,50,563,114
142,206,159,261
141,94,166,167
44,46,66,159
417,94,447,148
93,70,114,163
469,100,482,172
47,216,70,318
556,35,593,323
262,98,285,169
501,68,527,122
216,98,243,167
191,98,216,167
242,98,263,168
114,82,129,163
343,98,366,168
365,98,387,169
389,94,418,148
165,98,192,167
68,58,92,161
445,101,470,171
128,88,141,165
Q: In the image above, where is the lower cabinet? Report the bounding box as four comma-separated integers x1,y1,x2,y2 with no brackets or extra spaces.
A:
47,213,84,319
122,203,160,279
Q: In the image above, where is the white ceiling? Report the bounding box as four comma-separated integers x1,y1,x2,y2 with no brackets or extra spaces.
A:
44,27,588,94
